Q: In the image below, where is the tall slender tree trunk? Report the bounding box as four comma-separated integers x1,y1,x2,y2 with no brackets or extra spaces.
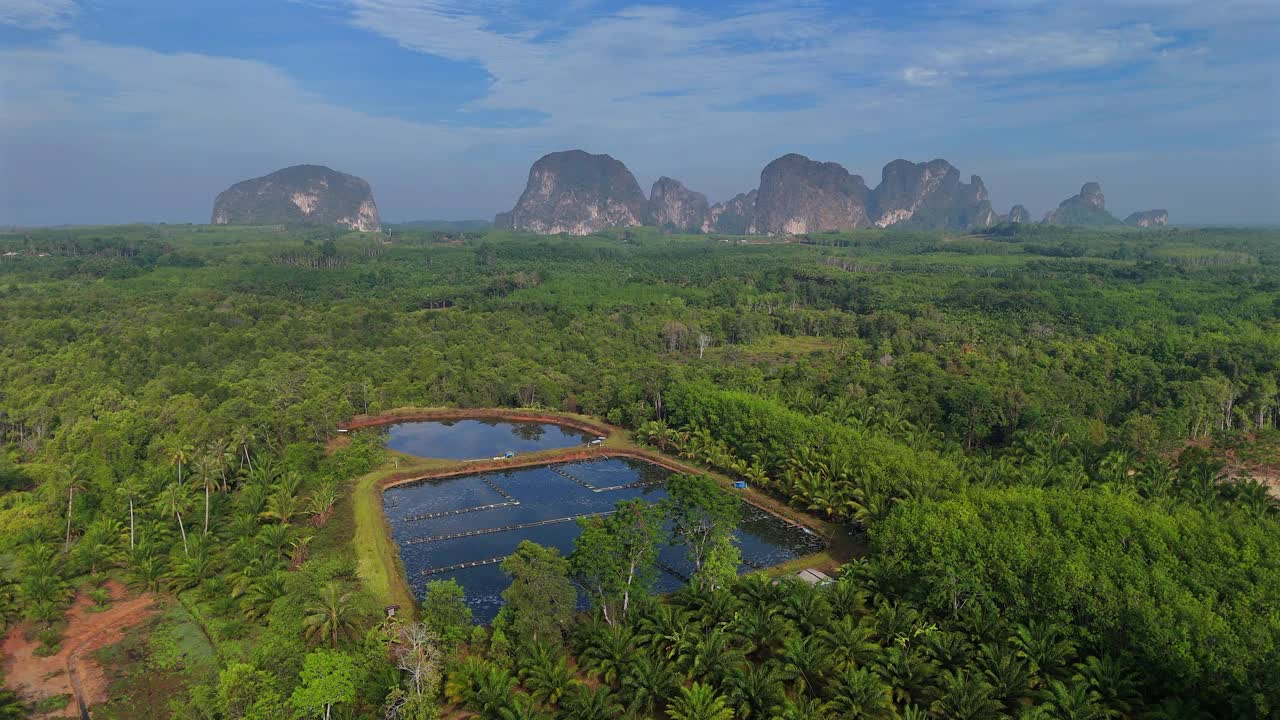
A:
64,486,75,552
204,484,210,535
175,508,188,554
128,497,135,550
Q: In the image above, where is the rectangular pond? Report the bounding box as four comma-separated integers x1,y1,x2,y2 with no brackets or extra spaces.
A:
382,419,597,460
383,457,826,623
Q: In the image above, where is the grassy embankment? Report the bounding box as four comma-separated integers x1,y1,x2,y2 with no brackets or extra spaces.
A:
346,408,858,615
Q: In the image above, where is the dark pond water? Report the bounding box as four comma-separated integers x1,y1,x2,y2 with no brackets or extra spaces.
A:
383,419,596,459
383,457,825,623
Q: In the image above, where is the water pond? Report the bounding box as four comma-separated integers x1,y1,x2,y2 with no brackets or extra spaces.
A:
382,419,596,460
383,457,825,623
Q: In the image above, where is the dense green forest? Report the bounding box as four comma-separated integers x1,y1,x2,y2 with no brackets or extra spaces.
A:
0,222,1277,719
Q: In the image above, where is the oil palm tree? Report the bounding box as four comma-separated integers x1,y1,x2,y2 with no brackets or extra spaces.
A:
931,669,1003,720
561,684,619,720
725,662,784,719
668,682,734,720
1011,620,1076,679
498,695,551,720
519,643,577,708
1039,678,1109,720
578,624,634,688
469,667,517,717
829,666,895,719
303,581,361,649
780,634,830,698
1073,654,1141,718
978,642,1033,712
621,652,677,718
875,646,938,708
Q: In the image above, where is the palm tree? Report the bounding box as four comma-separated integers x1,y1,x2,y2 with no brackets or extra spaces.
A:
470,667,517,717
260,489,303,525
931,669,1003,720
780,634,830,698
622,652,677,718
1073,654,1141,718
519,643,577,708
1040,678,1108,720
689,627,745,685
168,443,194,485
61,466,86,553
978,642,1032,712
1011,620,1076,679
303,581,361,649
578,624,634,688
194,454,217,535
158,482,190,554
875,646,938,708
116,475,145,551
230,425,256,472
829,666,895,719
206,438,234,491
668,682,734,720
561,684,619,720
726,662,784,719
498,695,551,720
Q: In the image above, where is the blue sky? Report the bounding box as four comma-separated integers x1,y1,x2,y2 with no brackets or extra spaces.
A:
1,0,1277,225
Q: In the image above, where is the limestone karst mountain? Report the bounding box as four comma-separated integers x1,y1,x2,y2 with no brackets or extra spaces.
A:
211,165,381,231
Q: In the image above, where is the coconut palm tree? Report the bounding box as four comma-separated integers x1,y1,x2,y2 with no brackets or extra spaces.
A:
668,682,734,720
230,425,256,472
303,581,362,650
60,465,86,553
168,443,194,485
194,454,217,535
158,481,190,554
116,475,146,551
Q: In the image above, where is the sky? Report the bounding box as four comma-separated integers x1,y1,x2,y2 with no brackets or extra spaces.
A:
1,0,1278,226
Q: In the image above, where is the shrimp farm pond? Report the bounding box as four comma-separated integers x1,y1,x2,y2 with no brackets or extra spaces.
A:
383,419,596,459
382,456,826,623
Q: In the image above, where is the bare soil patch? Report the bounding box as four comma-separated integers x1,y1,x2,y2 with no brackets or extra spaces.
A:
2,580,157,717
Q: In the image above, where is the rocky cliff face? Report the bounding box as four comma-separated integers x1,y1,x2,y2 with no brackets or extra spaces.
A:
211,165,381,231
871,159,996,229
1124,209,1169,228
648,177,710,233
754,154,873,234
1006,205,1032,224
1043,182,1121,226
704,190,758,234
496,150,647,235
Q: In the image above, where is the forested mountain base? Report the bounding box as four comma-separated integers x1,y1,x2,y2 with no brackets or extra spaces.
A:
0,223,1277,718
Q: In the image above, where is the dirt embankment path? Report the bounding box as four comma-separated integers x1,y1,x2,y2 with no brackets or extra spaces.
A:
339,407,614,438
2,580,156,718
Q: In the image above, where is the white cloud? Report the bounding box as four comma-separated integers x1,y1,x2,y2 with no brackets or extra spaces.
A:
0,0,76,29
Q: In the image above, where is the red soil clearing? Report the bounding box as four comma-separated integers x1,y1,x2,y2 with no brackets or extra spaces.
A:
2,580,156,717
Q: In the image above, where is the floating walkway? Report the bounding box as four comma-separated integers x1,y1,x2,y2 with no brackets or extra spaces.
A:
402,500,519,523
550,461,663,493
480,476,515,501
655,560,691,583
404,510,616,546
421,556,508,576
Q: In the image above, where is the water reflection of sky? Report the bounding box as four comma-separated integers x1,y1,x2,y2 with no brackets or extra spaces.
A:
384,457,826,623
383,419,596,460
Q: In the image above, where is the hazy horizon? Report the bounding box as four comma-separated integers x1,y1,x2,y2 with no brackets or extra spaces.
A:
2,0,1278,226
